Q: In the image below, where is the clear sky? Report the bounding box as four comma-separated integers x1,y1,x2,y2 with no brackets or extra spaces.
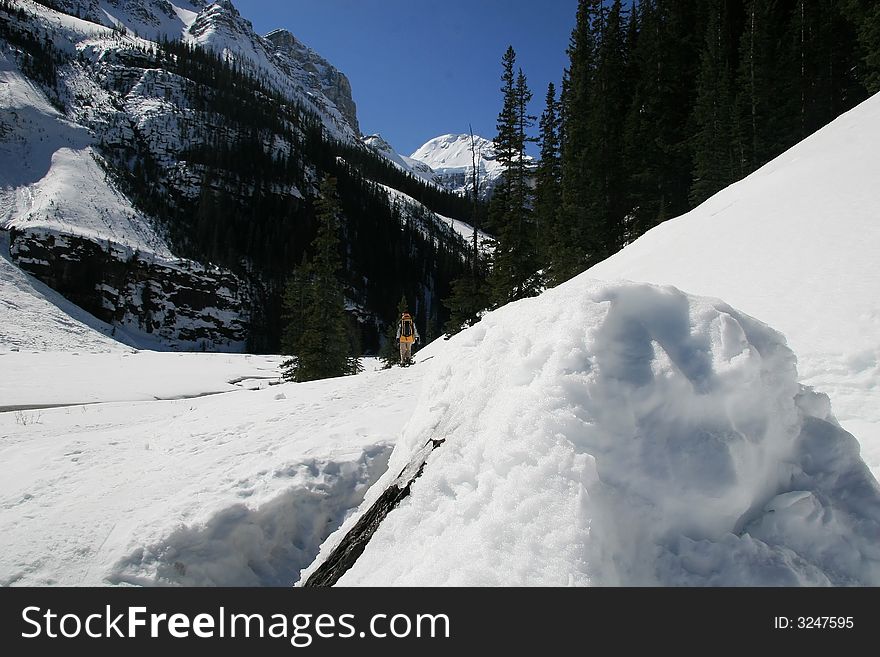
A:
232,0,579,156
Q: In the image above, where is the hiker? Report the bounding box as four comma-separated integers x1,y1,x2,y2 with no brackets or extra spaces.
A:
396,312,419,365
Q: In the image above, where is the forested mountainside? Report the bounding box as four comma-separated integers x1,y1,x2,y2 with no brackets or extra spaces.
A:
0,0,477,351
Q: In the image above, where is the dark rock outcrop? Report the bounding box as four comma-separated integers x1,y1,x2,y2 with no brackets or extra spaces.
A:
10,228,252,349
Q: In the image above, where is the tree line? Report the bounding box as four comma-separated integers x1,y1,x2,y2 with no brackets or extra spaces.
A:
445,0,879,334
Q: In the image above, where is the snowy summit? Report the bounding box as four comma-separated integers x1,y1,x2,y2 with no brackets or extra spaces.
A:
409,133,511,197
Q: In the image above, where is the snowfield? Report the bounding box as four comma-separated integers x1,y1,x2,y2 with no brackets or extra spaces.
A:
0,353,414,586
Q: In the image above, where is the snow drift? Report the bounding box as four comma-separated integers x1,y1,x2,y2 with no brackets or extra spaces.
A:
302,279,880,586
589,91,880,478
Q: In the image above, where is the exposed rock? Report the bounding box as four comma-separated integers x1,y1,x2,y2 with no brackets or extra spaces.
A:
10,228,252,350
265,28,360,136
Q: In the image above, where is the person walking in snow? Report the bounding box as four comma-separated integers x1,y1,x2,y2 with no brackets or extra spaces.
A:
396,311,419,366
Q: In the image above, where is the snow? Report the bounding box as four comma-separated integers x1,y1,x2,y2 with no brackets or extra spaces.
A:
8,0,360,142
362,133,437,184
301,280,880,586
434,211,493,254
588,90,880,481
0,50,174,257
0,353,420,586
3,1,879,591
377,182,474,253
409,133,512,196
0,229,131,351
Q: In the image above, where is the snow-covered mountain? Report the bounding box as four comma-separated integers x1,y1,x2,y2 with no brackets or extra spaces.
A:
3,89,880,587
365,132,515,198
37,0,361,139
409,133,511,197
1,0,473,350
361,133,436,183
0,45,252,350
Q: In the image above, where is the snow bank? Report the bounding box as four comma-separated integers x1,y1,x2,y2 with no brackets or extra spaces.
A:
303,279,880,586
588,91,880,479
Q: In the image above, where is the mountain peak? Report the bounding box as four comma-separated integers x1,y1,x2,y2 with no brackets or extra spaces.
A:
409,133,505,197
265,28,360,135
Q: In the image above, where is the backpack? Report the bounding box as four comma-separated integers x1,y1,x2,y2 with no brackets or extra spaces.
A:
401,314,413,338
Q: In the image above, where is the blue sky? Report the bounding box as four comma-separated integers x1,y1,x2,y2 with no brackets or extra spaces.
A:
232,0,579,156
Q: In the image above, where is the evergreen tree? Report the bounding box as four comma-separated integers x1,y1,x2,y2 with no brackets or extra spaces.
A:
591,0,631,254
842,0,880,92
487,47,540,306
557,0,599,282
442,129,491,337
623,0,702,239
736,0,795,171
281,178,361,382
690,0,737,205
790,0,867,140
534,82,563,280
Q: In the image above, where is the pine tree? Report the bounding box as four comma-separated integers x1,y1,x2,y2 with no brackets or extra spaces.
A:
623,0,702,238
534,82,563,282
736,0,795,172
591,0,630,254
281,178,361,382
487,46,540,306
557,0,599,282
442,129,491,336
844,0,880,92
690,0,737,206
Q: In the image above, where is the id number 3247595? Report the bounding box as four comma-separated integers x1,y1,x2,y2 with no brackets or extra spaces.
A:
774,617,854,629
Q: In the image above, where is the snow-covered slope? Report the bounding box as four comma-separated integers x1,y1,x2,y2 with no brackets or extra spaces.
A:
0,50,172,255
588,90,880,477
302,279,880,586
48,0,205,41
0,229,134,351
377,183,490,255
409,133,510,197
362,133,436,183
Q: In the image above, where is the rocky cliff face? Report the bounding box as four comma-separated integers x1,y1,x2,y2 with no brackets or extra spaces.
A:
10,227,251,349
265,29,359,136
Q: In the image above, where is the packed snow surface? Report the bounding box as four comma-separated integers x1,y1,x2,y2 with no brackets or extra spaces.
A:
0,354,414,586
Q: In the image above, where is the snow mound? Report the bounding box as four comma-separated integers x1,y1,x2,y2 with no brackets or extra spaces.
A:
589,90,880,480
307,279,880,586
